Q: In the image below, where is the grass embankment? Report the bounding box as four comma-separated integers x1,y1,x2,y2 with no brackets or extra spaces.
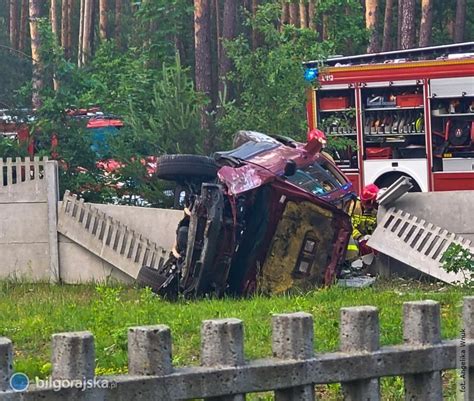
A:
0,279,470,400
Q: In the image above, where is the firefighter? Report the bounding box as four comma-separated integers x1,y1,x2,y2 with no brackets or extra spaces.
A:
345,183,380,264
352,183,379,255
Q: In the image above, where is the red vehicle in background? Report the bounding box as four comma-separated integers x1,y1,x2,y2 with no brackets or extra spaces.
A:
303,42,474,194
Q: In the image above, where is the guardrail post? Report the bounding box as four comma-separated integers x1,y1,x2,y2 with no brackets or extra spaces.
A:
340,306,380,400
0,337,13,391
272,312,315,401
462,296,473,400
403,300,442,401
51,331,95,381
201,318,245,401
128,325,173,376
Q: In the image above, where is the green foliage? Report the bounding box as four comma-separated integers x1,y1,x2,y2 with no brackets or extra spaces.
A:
317,0,368,55
0,137,29,158
79,43,155,116
123,54,206,155
0,280,468,398
442,243,474,286
217,4,332,146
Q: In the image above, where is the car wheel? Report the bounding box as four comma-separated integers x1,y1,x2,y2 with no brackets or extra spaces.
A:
136,265,167,294
156,154,218,182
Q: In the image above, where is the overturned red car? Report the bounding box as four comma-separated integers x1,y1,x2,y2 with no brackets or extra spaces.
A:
137,131,355,297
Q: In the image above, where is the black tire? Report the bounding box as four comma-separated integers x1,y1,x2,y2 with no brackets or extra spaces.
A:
136,265,167,294
376,173,421,192
156,154,218,182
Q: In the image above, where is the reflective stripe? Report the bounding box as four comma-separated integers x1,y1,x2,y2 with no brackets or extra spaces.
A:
347,244,359,251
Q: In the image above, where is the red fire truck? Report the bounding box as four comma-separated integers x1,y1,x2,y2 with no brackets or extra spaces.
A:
304,42,474,194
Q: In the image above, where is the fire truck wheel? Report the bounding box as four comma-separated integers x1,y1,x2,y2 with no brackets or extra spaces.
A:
376,173,421,192
156,155,218,182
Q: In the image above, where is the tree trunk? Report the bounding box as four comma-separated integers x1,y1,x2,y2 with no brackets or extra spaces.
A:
115,0,122,46
194,0,212,131
308,0,316,31
61,0,68,49
322,13,329,40
289,1,299,27
99,0,108,41
18,0,29,51
281,1,289,28
397,0,403,48
453,0,466,42
82,0,93,65
78,0,84,65
29,0,43,109
66,0,73,58
382,0,393,51
418,0,433,47
252,0,263,49
219,0,237,98
50,0,59,41
365,0,379,53
10,0,19,49
400,0,415,49
299,1,307,28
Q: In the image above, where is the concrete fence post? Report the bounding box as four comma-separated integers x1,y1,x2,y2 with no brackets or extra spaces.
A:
272,312,315,401
0,337,13,391
340,306,381,401
201,318,245,401
45,160,60,283
51,331,95,381
462,296,474,400
403,300,443,401
128,325,173,376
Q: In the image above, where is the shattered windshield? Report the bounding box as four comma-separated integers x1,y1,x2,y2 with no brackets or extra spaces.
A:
287,162,344,195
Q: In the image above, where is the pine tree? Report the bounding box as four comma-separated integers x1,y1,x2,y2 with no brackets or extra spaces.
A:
366,0,379,53
400,0,415,49
289,1,299,26
50,0,59,41
29,0,43,109
194,0,212,131
99,0,108,41
453,0,466,42
382,0,394,51
10,0,19,49
419,0,433,47
299,1,307,28
18,0,29,51
219,0,237,97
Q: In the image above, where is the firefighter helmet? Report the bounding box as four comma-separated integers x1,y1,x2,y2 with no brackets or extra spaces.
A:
360,184,379,207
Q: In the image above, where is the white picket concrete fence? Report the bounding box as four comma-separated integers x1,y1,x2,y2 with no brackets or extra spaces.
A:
0,297,472,400
58,190,168,279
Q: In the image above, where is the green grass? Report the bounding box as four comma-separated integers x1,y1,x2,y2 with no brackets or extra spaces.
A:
0,279,470,400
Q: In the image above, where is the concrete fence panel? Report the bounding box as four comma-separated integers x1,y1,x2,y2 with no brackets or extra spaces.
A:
0,297,472,400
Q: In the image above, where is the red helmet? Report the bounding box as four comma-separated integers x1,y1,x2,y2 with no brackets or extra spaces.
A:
307,128,327,143
360,184,379,205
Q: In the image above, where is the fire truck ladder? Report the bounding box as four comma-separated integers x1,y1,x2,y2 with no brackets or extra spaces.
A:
304,41,474,68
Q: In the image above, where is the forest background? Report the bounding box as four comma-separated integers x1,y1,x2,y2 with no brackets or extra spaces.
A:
0,0,473,204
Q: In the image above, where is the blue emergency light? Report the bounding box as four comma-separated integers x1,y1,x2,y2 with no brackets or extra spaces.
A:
304,67,319,82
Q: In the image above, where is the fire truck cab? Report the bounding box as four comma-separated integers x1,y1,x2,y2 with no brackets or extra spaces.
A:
304,42,474,194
